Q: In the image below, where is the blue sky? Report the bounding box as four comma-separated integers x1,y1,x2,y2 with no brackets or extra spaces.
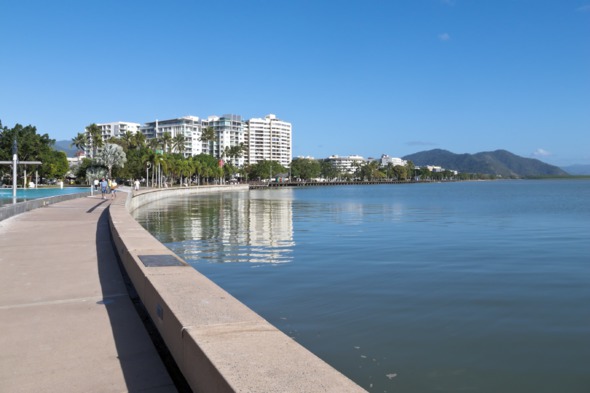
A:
1,0,589,166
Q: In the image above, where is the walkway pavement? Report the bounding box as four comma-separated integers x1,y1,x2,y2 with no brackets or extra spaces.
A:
0,193,177,392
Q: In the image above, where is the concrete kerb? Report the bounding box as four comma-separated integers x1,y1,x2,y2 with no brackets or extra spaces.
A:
109,186,367,393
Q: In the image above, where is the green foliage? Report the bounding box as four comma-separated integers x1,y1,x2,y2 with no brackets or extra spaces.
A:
248,160,287,180
356,160,384,181
290,158,321,180
0,122,57,182
0,123,55,162
393,165,408,180
75,158,104,181
96,143,127,178
172,134,186,154
200,126,216,156
114,147,149,181
86,123,103,158
320,160,340,179
160,132,173,154
39,150,69,180
70,132,87,152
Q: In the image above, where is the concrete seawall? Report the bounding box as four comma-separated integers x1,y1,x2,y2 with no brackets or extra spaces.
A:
109,186,366,393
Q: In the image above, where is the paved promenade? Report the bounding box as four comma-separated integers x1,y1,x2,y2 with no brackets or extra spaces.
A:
0,193,177,392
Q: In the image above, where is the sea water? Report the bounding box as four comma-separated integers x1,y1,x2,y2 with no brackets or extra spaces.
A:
133,180,590,393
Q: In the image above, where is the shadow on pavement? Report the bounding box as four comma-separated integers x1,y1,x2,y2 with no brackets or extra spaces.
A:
95,206,191,392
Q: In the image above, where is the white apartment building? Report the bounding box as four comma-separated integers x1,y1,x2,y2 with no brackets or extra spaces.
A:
245,114,292,168
380,154,407,167
141,116,205,158
203,114,245,167
97,121,141,140
326,155,366,174
84,121,141,156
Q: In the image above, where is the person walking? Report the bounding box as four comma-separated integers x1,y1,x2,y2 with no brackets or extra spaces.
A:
100,178,108,199
134,179,140,191
93,178,99,191
111,180,117,199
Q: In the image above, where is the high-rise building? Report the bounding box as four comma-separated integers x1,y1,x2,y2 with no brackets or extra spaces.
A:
85,121,141,156
202,114,245,167
140,116,205,157
245,114,292,168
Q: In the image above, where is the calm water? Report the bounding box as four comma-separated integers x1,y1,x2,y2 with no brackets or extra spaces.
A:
0,187,90,206
133,180,590,393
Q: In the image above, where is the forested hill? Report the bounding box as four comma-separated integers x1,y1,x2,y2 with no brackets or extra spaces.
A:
53,140,78,157
402,149,569,178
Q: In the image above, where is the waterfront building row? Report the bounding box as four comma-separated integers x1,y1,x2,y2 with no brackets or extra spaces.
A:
90,114,292,168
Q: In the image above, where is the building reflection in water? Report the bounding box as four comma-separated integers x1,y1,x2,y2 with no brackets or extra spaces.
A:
133,189,295,264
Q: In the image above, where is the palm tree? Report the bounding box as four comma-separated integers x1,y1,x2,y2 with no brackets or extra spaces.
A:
86,123,103,158
96,143,127,178
172,134,186,155
160,132,173,154
178,159,192,186
147,137,161,151
167,156,180,185
154,154,168,187
190,157,202,186
199,126,216,156
133,132,146,149
120,131,135,150
141,150,157,187
70,132,87,154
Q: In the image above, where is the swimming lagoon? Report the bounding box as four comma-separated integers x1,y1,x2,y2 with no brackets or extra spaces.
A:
0,187,91,207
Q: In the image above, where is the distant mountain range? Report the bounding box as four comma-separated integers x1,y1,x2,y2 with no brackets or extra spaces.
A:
54,140,78,157
402,149,569,178
560,164,590,176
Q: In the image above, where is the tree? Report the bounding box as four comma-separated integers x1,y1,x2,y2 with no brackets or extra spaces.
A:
116,146,149,182
290,158,321,180
249,160,287,180
357,160,384,181
392,165,408,180
160,132,173,154
70,132,87,153
96,143,127,178
86,123,103,158
190,157,203,185
38,150,69,182
119,131,135,150
199,126,216,156
320,160,340,180
178,159,193,186
132,131,146,150
0,122,56,183
85,166,107,185
406,160,416,180
148,137,162,151
419,167,432,180
193,153,220,184
384,163,395,180
172,134,186,155
225,143,246,166
141,150,158,187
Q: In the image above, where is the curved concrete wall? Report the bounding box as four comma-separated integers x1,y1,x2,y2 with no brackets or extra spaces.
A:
108,186,366,393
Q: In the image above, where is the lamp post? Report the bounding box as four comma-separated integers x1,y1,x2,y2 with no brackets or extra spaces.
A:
146,162,151,188
12,138,18,199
